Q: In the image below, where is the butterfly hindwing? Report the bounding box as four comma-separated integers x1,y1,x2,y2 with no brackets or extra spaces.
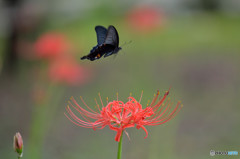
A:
103,51,114,58
103,26,120,58
104,25,119,47
81,45,104,61
95,26,108,45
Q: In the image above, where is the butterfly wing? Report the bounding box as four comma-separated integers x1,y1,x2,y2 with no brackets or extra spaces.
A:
95,26,108,45
81,25,120,61
103,25,120,58
104,25,119,47
81,45,104,61
81,26,107,61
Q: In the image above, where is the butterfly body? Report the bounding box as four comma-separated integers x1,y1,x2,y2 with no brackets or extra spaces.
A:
81,25,121,61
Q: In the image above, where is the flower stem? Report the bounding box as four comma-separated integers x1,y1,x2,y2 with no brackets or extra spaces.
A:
117,132,123,159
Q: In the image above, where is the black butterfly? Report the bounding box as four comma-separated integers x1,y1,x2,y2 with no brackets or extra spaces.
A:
81,25,121,61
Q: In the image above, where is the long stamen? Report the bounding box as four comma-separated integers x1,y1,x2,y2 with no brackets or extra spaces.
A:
69,99,98,118
124,130,131,141
139,90,143,103
149,90,160,107
151,91,169,110
67,103,97,124
94,98,101,112
98,92,104,108
79,96,98,114
166,102,182,121
148,98,172,121
148,101,181,125
65,106,98,128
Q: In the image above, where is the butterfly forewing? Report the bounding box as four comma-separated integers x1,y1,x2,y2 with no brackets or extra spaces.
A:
104,25,119,47
95,26,108,45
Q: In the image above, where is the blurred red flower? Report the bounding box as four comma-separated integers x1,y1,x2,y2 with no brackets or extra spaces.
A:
48,56,91,86
127,5,164,33
65,89,182,142
34,33,70,59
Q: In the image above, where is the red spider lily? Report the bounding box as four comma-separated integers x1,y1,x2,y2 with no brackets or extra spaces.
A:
127,5,164,33
34,32,70,60
65,89,182,142
48,56,91,86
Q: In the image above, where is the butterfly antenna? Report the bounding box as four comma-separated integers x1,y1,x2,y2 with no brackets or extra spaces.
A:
121,49,127,56
120,40,132,48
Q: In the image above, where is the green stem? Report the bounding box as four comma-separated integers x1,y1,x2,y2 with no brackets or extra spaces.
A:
27,84,65,159
117,132,123,159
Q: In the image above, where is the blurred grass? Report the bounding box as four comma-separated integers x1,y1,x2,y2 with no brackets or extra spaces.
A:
53,13,240,57
1,13,240,69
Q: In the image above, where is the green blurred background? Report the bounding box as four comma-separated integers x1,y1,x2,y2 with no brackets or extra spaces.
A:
0,0,240,159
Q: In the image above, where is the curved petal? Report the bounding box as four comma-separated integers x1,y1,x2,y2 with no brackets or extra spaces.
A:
137,125,148,139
